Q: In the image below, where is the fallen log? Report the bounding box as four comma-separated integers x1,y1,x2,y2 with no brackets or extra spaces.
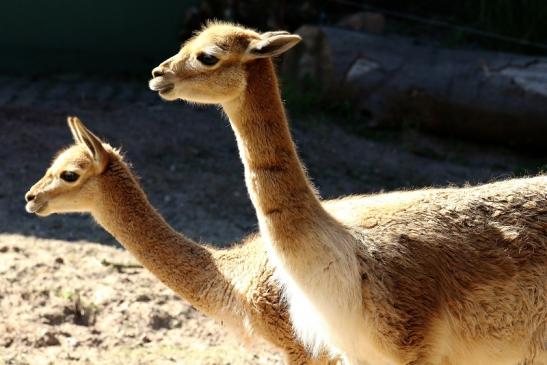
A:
283,25,547,152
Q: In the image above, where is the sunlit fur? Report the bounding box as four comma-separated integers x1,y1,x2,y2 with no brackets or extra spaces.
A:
150,22,547,365
25,117,338,365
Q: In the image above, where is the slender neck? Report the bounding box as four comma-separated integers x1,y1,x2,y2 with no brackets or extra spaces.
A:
92,158,230,314
222,58,330,241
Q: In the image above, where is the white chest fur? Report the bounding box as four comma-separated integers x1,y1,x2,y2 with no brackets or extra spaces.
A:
274,260,395,365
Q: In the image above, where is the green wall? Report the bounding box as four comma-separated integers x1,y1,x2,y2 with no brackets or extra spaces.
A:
1,1,196,74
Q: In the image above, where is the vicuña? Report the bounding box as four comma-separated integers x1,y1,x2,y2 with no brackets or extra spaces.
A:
25,117,339,365
149,21,547,365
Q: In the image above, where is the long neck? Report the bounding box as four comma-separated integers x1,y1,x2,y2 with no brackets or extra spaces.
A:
92,158,231,315
222,58,333,243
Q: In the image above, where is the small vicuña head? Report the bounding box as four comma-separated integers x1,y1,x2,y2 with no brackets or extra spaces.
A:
149,21,301,104
25,117,112,217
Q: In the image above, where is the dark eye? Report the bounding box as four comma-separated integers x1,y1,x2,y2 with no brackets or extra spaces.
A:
60,171,79,183
197,53,219,66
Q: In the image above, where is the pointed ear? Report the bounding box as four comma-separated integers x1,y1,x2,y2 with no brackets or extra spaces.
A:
67,116,109,171
67,116,84,144
246,33,302,58
260,30,290,38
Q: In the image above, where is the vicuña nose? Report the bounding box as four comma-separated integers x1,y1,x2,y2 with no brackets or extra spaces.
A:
25,192,35,202
152,67,164,78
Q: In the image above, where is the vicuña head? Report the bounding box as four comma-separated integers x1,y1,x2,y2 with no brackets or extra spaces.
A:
25,117,113,217
149,21,300,104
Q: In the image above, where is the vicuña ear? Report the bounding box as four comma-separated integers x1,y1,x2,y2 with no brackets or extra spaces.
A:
68,116,84,145
260,30,290,38
247,33,302,58
67,116,109,171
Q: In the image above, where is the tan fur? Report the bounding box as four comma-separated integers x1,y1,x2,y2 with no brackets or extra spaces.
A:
25,117,338,365
150,22,547,365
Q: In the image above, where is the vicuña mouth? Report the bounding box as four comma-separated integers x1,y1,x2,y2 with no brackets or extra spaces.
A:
159,85,174,94
26,201,47,214
149,77,175,94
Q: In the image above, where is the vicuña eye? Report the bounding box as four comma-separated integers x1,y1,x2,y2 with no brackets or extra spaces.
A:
60,171,79,182
197,53,219,66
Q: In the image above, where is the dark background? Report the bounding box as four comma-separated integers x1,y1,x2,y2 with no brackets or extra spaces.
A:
1,0,546,75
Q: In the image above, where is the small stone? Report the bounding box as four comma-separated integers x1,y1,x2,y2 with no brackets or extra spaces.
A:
54,257,64,265
135,293,152,302
93,285,116,306
41,310,65,325
148,310,173,330
1,337,13,347
35,330,60,347
0,246,8,253
66,337,80,348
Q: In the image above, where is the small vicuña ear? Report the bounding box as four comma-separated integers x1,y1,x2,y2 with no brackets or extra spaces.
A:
261,30,290,38
247,33,302,58
67,116,109,171
67,116,84,145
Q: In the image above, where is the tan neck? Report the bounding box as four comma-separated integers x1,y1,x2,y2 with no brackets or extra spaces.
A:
92,158,231,315
222,58,331,243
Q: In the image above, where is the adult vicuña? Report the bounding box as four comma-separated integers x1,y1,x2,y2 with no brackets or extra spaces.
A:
24,117,339,365
149,21,547,365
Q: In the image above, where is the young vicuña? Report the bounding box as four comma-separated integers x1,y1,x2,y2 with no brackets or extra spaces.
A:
25,117,340,365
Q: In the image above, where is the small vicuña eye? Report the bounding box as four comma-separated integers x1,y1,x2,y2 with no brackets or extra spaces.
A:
197,53,219,66
60,171,79,182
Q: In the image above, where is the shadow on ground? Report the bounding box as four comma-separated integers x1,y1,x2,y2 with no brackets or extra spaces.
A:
0,75,542,247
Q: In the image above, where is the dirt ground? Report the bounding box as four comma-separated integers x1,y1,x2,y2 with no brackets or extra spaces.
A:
0,234,282,365
0,75,543,364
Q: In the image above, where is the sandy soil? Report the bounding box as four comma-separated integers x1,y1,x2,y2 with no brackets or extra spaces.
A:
0,234,281,365
0,75,543,364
